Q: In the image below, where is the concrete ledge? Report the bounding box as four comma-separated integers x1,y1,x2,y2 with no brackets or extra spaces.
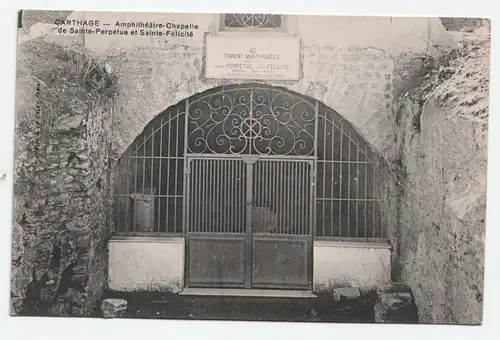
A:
110,236,184,243
314,240,391,249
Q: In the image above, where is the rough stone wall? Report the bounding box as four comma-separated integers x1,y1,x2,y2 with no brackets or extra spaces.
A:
11,38,117,316
383,28,489,324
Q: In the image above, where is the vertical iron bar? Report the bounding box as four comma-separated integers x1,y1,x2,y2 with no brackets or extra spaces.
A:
283,162,287,235
210,160,214,233
303,162,307,235
231,160,234,233
339,124,343,240
365,146,368,240
280,161,284,235
307,162,311,236
183,99,190,236
296,162,300,235
240,160,244,233
200,159,204,233
174,110,180,233
282,161,290,234
267,161,272,234
214,160,217,233
221,159,224,233
236,160,239,233
215,160,219,233
373,161,376,239
330,117,335,237
134,150,138,235
292,162,296,235
189,159,193,234
262,161,270,233
206,159,210,233
273,161,277,234
304,162,308,236
142,135,146,232
285,161,288,235
125,155,130,233
276,161,280,234
158,118,163,234
322,112,327,237
216,159,220,233
223,159,227,233
198,160,203,233
300,162,304,235
306,162,311,236
263,161,266,225
313,102,319,239
230,160,234,233
298,162,302,235
166,111,172,232
292,162,295,235
288,161,291,235
201,159,205,233
347,130,351,238
227,160,230,233
191,159,196,233
185,162,189,236
213,160,217,233
245,162,253,288
356,144,359,238
261,161,265,232
300,161,303,235
150,125,155,233
232,160,236,233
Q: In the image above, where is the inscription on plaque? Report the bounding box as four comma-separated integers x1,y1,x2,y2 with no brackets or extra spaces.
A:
205,36,300,81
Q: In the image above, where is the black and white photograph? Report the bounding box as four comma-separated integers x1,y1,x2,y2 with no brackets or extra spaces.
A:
8,7,491,327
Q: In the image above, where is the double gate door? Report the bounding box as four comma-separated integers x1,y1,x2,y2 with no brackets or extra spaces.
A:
185,155,314,290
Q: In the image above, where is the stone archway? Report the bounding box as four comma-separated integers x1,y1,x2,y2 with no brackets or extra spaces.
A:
112,83,385,290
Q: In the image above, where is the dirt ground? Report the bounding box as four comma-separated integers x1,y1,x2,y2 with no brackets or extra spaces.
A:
93,290,378,323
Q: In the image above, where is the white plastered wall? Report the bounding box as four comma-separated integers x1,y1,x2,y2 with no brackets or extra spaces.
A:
313,241,392,291
108,237,184,292
108,237,391,292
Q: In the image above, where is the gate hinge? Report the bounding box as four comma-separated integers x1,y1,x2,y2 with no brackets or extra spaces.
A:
184,167,191,175
310,171,317,179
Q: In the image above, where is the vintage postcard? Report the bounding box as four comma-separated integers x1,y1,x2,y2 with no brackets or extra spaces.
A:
11,10,490,324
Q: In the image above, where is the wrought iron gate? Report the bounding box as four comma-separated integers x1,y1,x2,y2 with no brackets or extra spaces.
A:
183,85,317,289
185,155,313,289
112,83,385,289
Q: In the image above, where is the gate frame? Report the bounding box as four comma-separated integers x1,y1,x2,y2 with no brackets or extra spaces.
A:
181,90,320,290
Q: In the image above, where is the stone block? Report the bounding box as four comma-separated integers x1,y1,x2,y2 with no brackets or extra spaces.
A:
374,283,418,323
101,298,127,318
333,287,361,301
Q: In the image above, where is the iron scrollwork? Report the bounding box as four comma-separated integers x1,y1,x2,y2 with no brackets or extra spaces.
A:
224,14,282,29
187,86,316,156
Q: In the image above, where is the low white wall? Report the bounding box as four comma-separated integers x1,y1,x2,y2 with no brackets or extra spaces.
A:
313,241,392,291
108,237,391,292
108,237,184,292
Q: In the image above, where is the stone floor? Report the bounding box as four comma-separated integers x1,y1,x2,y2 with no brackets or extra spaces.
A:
93,290,378,323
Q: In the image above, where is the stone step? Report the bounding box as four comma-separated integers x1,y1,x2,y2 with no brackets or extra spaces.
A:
179,288,317,299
